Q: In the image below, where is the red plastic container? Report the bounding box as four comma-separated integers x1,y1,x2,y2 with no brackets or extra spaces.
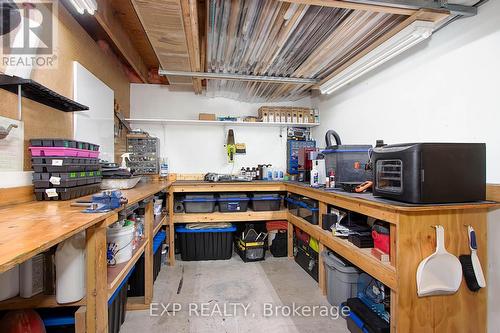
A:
372,230,390,254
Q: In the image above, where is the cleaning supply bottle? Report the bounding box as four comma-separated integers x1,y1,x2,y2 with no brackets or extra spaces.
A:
310,169,319,187
159,157,169,177
120,153,132,172
55,232,86,304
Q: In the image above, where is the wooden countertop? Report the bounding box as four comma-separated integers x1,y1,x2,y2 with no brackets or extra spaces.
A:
0,181,170,273
171,180,498,212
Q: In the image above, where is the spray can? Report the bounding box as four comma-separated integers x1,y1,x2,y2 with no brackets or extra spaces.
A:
310,169,319,187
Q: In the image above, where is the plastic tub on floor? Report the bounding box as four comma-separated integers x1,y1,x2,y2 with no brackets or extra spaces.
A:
322,250,360,307
218,193,250,212
176,225,236,261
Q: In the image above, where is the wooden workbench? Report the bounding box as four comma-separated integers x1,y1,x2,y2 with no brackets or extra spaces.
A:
0,180,170,333
168,180,497,333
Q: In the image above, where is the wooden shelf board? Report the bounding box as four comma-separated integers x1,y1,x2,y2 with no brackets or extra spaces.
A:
107,239,148,298
127,118,319,128
126,296,149,311
288,214,397,291
174,209,288,223
0,294,86,310
154,213,166,235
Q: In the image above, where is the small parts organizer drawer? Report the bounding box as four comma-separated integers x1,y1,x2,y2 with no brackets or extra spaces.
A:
286,194,319,225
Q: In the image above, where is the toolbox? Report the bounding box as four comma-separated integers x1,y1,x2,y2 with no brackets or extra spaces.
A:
218,193,250,212
294,242,318,282
176,225,236,261
235,237,266,262
181,194,217,213
286,194,319,225
250,193,282,211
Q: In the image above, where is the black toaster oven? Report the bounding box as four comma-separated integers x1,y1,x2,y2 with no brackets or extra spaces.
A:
371,143,486,204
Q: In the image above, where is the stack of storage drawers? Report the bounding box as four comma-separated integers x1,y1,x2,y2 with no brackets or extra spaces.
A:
29,139,102,201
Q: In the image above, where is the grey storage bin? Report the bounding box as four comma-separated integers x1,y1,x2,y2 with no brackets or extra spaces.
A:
182,194,217,213
250,193,282,211
322,250,360,306
218,193,249,212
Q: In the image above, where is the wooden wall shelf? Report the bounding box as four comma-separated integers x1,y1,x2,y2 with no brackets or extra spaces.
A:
288,213,397,290
127,118,319,128
0,294,86,311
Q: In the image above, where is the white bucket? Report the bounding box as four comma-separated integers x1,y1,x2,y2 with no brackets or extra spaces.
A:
0,265,20,301
107,223,135,265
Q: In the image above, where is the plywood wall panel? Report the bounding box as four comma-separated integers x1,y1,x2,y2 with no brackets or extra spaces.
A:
0,4,131,169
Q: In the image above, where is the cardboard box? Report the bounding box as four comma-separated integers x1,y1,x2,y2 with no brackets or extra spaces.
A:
199,113,216,121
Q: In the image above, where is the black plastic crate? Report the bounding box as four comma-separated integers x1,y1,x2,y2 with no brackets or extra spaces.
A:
218,193,250,212
346,298,390,333
32,172,80,188
176,225,236,261
108,271,132,333
34,184,100,201
286,194,319,225
250,193,282,211
234,237,266,262
128,231,166,297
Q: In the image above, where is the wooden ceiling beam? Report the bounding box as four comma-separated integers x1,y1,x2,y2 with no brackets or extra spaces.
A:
279,0,418,16
180,0,203,94
93,0,149,83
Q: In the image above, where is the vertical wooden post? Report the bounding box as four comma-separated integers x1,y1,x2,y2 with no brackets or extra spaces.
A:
144,200,154,304
287,212,294,259
318,202,327,295
168,189,176,266
86,215,115,333
75,306,86,333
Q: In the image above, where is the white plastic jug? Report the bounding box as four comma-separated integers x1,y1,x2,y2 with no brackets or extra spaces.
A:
0,265,20,301
56,232,86,304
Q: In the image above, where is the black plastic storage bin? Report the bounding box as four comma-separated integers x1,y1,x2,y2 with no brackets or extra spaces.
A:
176,225,236,261
128,231,166,297
286,194,319,225
108,269,133,333
346,298,390,333
182,194,217,213
294,237,319,281
218,193,250,212
234,237,266,262
250,193,282,211
38,307,78,333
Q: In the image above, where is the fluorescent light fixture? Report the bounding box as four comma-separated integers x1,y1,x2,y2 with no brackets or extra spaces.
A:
319,20,434,95
69,0,97,15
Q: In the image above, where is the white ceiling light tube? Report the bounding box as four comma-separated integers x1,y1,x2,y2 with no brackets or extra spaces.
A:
319,20,435,95
69,0,98,15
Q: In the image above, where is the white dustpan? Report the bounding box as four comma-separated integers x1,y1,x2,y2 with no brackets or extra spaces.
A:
416,225,462,297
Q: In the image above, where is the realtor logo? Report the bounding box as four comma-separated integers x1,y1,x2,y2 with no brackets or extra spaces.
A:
1,0,58,68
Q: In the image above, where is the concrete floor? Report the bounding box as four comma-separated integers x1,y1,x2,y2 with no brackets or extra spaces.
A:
121,254,350,333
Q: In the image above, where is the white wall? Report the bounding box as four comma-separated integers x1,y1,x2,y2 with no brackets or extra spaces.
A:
313,1,500,330
130,84,313,174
